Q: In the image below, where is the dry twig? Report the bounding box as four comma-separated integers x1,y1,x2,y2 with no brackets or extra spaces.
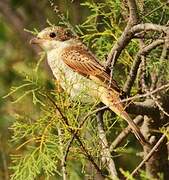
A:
46,95,105,178
128,134,166,179
106,0,139,68
110,115,143,150
96,111,118,179
123,39,164,94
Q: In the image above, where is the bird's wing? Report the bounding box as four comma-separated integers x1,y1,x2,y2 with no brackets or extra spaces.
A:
61,45,121,93
61,45,148,146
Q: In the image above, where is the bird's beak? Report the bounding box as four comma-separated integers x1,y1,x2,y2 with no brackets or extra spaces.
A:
30,37,43,44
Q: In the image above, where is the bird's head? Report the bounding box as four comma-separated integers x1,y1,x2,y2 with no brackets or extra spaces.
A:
30,26,75,51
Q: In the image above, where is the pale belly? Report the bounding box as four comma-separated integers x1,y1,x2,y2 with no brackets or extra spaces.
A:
60,70,99,102
47,54,100,102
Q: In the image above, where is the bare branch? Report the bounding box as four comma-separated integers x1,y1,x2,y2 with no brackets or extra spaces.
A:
140,55,169,118
123,39,164,95
106,0,139,68
110,115,143,150
121,82,169,104
58,127,67,180
136,37,168,178
131,23,169,34
127,0,139,24
129,134,166,178
96,111,118,179
150,95,169,118
106,22,168,70
46,95,105,177
127,100,157,116
150,36,169,90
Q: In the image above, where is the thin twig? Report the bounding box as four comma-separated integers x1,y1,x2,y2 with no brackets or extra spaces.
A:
106,22,168,69
128,134,166,179
110,115,143,150
106,0,139,68
123,39,164,94
151,36,169,90
58,127,67,180
62,105,108,169
150,95,169,118
140,55,169,118
46,95,105,177
120,82,169,104
96,111,118,179
135,38,168,179
130,23,168,34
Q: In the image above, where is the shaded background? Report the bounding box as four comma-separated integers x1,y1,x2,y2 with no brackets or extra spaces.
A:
0,1,89,179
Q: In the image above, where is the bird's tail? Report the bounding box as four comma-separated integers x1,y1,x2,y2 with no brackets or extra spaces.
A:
99,86,149,146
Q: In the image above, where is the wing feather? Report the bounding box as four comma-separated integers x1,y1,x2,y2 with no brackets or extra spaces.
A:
61,45,121,93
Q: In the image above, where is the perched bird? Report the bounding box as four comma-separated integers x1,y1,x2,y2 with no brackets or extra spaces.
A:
30,26,148,146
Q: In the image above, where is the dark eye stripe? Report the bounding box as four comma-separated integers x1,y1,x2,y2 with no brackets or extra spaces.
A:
49,32,56,38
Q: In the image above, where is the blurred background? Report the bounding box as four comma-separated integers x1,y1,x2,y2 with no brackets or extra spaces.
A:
0,1,89,179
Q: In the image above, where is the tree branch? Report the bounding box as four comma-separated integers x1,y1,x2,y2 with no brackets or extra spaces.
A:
128,134,167,179
110,115,143,150
131,23,169,34
105,22,168,70
106,0,139,69
119,82,169,104
123,39,164,95
126,99,157,116
46,95,105,177
58,127,67,180
96,111,118,179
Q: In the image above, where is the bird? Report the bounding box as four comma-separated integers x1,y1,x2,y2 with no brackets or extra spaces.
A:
30,26,148,146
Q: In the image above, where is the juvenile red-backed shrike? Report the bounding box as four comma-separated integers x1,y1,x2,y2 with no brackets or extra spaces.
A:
30,26,148,146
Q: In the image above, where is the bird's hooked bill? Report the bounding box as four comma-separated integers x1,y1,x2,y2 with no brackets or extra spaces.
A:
30,37,43,44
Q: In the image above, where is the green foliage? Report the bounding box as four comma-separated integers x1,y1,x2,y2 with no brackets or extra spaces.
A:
120,168,135,180
1,0,169,179
69,1,135,92
10,112,62,180
5,51,133,179
5,58,103,179
143,0,169,24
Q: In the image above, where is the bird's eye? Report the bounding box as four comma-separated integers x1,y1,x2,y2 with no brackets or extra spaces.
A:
49,32,56,38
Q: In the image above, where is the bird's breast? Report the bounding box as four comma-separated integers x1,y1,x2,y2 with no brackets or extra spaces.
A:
47,48,99,102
